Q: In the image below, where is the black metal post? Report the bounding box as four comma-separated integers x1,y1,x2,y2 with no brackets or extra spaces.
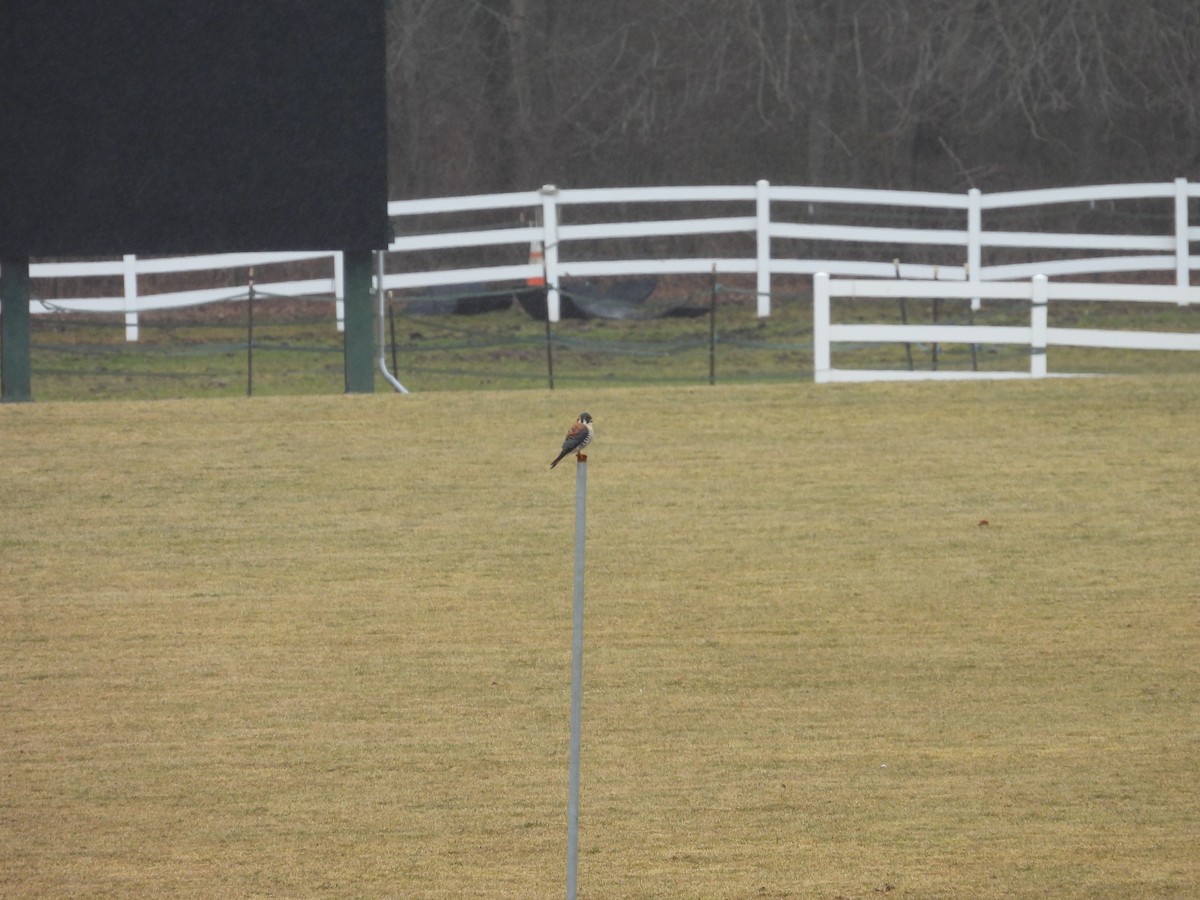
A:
894,259,913,371
388,295,399,379
246,268,255,397
709,265,717,385
931,298,940,370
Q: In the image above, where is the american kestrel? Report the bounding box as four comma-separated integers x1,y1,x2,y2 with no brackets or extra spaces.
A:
550,412,594,468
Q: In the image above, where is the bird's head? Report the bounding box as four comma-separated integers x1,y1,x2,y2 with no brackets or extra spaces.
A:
578,412,593,424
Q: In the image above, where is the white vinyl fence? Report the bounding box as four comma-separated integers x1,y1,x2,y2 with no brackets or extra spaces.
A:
383,178,1200,321
12,178,1200,343
26,251,343,341
812,273,1200,383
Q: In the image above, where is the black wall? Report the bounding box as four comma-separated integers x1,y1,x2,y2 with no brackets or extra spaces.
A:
0,2,389,255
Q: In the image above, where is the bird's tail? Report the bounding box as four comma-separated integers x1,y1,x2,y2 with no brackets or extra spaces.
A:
549,450,568,469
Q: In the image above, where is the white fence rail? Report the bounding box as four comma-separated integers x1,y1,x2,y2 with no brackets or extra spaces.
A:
9,178,1200,339
384,178,1200,321
25,251,343,341
812,273,1200,383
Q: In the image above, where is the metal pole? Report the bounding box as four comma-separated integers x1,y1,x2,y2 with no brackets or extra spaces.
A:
246,268,255,397
566,457,587,900
708,264,717,385
894,258,914,371
374,250,409,393
969,303,979,372
931,297,940,371
388,298,399,379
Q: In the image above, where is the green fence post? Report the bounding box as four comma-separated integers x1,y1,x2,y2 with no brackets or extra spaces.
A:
1,255,33,402
343,250,375,393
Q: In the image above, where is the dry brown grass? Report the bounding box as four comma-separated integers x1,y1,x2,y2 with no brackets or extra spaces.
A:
3,377,1199,897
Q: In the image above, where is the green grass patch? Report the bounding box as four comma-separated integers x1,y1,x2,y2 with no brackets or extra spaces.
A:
3,378,1199,896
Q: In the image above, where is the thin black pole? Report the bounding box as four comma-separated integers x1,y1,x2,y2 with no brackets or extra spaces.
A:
708,265,717,385
895,259,914,371
246,268,255,397
969,304,979,371
931,297,940,371
388,294,399,379
566,457,587,899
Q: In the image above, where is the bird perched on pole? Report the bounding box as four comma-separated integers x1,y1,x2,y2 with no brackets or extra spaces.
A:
550,412,594,468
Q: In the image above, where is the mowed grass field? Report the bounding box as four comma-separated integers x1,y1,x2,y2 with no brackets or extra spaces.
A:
2,377,1198,898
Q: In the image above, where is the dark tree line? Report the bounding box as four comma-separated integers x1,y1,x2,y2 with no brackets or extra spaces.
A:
385,0,1200,198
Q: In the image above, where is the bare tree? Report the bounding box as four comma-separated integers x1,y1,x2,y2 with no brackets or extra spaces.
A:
383,0,1200,197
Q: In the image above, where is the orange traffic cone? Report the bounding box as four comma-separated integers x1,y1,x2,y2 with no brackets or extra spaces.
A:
528,239,546,286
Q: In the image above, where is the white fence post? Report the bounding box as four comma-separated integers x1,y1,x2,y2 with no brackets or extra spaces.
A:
334,252,346,332
1175,177,1190,300
1030,274,1048,377
756,179,771,317
967,188,982,311
541,185,561,322
813,272,831,383
122,254,139,342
